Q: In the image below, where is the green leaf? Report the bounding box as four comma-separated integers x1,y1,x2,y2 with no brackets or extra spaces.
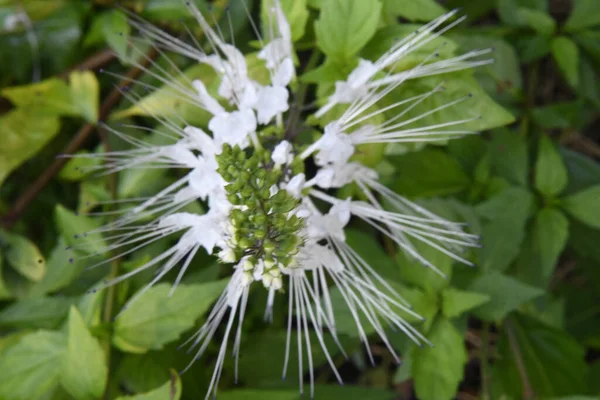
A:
390,148,470,197
0,330,66,400
514,208,569,287
314,0,382,62
115,371,181,400
561,147,600,194
382,0,446,21
103,10,131,61
494,314,587,398
565,0,600,31
0,230,46,281
113,281,227,353
469,272,543,321
68,71,99,124
111,63,217,125
220,386,393,400
397,239,454,293
60,307,107,399
1,78,75,117
0,296,74,329
489,128,528,186
535,135,568,197
261,0,309,42
28,238,86,296
441,288,490,318
0,109,60,187
476,187,534,272
412,317,467,400
562,185,600,229
54,204,107,256
498,0,556,35
551,36,580,88
532,100,591,130
0,253,11,299
346,229,400,283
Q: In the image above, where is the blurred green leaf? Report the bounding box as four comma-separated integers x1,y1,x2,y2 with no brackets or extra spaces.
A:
412,317,467,400
561,148,600,194
60,307,107,400
1,78,75,115
261,0,309,42
220,385,393,400
382,0,446,22
0,330,66,400
562,185,600,229
103,10,131,62
565,0,600,32
476,187,534,272
494,314,587,398
535,135,568,197
498,0,556,35
111,63,216,126
115,370,181,400
514,208,569,287
397,239,454,293
54,204,107,256
0,296,74,329
532,100,591,130
489,128,528,187
314,0,382,63
0,253,11,299
441,288,490,318
390,148,470,197
0,109,60,187
68,71,99,124
0,230,45,282
469,272,543,321
113,281,227,353
551,36,580,89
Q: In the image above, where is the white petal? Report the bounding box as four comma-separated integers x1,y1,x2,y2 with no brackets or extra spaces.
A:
254,85,289,124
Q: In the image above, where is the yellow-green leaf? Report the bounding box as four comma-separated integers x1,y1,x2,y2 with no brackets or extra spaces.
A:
0,230,46,282
115,371,181,400
69,71,100,123
60,307,107,400
0,109,60,187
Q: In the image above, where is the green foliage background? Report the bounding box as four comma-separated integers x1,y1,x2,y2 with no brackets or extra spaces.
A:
0,0,599,399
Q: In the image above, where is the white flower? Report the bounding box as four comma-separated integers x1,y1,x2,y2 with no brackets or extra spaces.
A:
77,4,491,399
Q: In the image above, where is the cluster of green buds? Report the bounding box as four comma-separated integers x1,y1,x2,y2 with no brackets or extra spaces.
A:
216,144,305,290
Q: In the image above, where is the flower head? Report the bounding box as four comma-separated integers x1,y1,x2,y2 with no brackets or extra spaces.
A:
76,2,486,398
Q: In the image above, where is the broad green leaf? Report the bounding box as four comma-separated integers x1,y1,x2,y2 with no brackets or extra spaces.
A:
383,0,446,21
115,371,181,400
0,109,60,187
561,148,600,195
565,0,600,31
261,0,309,42
0,230,46,281
0,330,66,400
514,208,569,287
574,30,600,65
494,314,587,398
346,229,400,283
0,296,74,329
54,204,107,256
489,128,528,186
562,185,600,229
397,239,454,293
551,37,580,88
28,238,86,296
532,100,591,130
1,78,76,116
497,0,556,35
103,10,131,61
469,272,543,321
441,288,490,319
314,0,382,62
69,71,99,124
382,73,515,133
111,63,217,125
60,307,107,399
220,386,393,400
113,281,227,353
535,135,568,197
390,148,470,197
412,317,467,400
0,253,11,299
476,187,534,272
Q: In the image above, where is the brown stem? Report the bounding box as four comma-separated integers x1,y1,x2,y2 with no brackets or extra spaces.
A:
505,318,534,399
58,49,116,79
0,47,158,229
